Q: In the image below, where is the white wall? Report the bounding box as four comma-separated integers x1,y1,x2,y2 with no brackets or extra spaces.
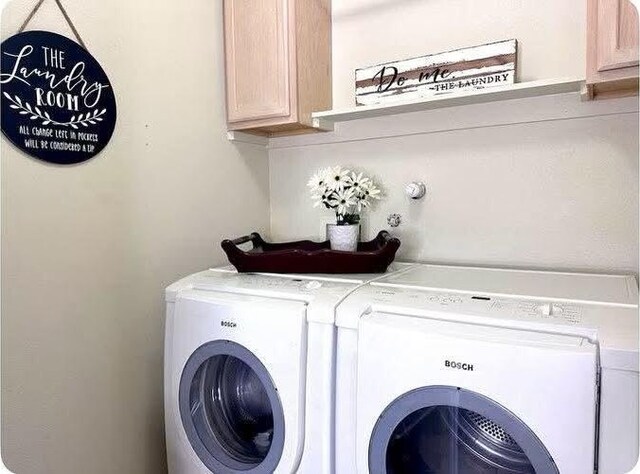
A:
1,1,269,473
269,0,639,274
332,0,587,109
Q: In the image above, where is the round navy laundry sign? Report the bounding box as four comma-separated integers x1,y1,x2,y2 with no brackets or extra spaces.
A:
1,31,116,164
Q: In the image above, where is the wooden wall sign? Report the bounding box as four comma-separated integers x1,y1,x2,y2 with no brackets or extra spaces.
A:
1,30,117,165
355,39,517,106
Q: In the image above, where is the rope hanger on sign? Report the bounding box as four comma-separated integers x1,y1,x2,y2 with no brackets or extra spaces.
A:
1,0,117,165
18,0,87,50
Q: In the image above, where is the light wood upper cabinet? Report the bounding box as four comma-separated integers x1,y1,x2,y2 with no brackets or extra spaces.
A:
587,0,639,98
223,0,332,136
597,0,639,71
224,0,291,124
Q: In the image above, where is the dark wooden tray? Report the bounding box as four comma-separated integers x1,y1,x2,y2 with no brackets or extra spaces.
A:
221,231,400,274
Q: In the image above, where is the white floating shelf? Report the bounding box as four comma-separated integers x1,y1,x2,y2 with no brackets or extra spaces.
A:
227,78,638,149
312,77,585,125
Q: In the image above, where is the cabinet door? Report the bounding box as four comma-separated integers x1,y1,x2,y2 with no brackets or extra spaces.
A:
224,0,293,123
596,0,639,71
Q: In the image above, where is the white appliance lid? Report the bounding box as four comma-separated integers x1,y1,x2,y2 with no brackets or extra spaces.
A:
372,264,638,306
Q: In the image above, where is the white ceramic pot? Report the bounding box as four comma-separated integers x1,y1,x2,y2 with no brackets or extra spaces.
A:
327,223,360,252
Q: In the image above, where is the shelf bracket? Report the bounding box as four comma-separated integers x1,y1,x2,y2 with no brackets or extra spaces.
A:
312,117,334,132
580,83,594,101
226,131,270,146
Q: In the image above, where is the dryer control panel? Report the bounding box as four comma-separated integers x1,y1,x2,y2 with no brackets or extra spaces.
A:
369,287,585,325
514,301,582,323
191,271,358,301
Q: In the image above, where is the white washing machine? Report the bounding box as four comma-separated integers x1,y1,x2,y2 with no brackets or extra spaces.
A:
335,264,639,474
164,264,412,474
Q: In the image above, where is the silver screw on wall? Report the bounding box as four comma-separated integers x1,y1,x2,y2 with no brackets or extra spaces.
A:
405,182,427,200
387,213,402,228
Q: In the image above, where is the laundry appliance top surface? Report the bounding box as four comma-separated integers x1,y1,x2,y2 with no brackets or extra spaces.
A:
372,263,638,307
166,263,415,323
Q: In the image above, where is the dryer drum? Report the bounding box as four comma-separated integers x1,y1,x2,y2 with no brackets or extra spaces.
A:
179,340,286,473
371,387,558,474
440,407,534,473
383,405,535,474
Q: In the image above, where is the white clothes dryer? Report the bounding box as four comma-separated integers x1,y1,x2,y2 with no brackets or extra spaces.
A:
335,264,638,474
164,264,412,474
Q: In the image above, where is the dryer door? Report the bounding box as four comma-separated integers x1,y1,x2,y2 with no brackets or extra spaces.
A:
368,386,559,474
179,340,285,474
357,312,597,474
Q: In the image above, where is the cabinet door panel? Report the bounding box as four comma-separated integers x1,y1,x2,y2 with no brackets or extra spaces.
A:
224,0,291,123
597,0,639,71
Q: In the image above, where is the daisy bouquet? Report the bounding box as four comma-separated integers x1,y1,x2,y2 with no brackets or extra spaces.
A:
307,166,381,225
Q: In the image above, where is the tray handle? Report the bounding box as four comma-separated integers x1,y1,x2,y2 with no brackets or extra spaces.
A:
378,230,393,242
221,232,265,253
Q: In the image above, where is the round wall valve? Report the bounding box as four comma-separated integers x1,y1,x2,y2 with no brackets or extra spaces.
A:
405,182,427,200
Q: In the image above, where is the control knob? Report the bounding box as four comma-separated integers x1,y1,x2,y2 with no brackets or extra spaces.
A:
537,303,563,316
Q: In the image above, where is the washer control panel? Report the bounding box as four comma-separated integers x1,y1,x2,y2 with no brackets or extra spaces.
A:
304,280,323,290
193,273,350,298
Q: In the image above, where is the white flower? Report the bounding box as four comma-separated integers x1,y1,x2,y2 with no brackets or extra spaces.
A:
349,171,371,192
356,196,370,212
330,187,357,215
312,189,336,209
326,166,352,191
307,168,331,192
361,181,381,201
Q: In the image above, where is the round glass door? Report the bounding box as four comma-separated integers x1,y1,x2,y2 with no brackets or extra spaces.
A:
179,341,285,473
369,386,559,474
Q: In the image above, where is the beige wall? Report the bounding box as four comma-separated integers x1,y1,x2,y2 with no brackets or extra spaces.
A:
269,0,639,274
1,1,269,473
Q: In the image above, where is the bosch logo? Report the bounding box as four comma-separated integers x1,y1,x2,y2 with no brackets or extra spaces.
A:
221,320,237,328
444,360,474,371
